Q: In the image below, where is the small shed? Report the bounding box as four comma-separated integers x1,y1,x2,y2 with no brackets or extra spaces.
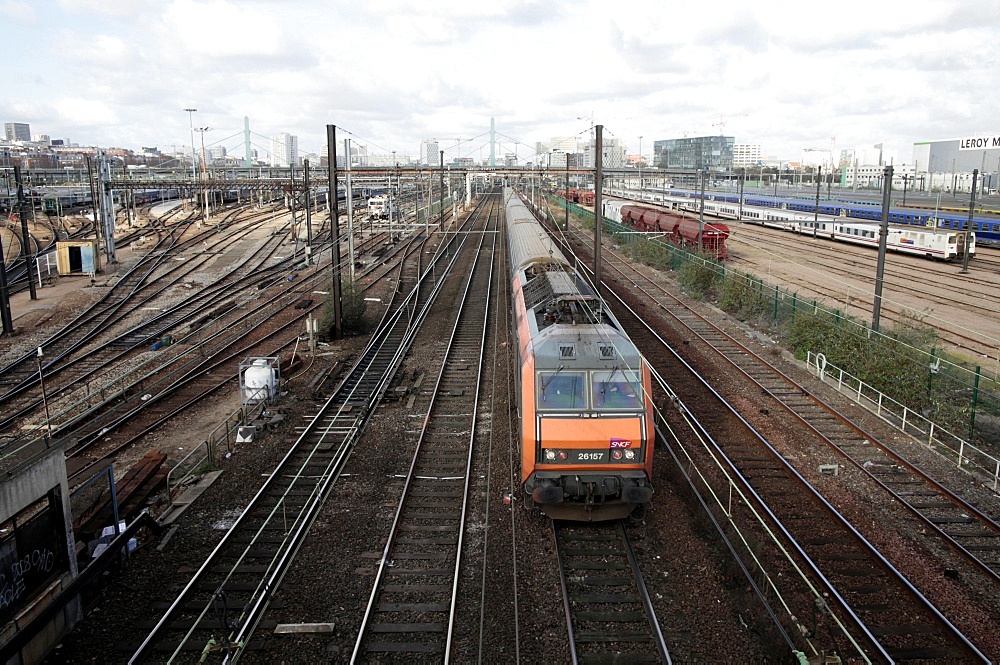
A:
56,240,98,275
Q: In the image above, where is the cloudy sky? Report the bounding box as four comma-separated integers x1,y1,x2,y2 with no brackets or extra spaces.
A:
3,0,999,164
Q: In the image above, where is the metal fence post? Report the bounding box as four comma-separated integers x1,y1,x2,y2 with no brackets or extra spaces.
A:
969,366,981,443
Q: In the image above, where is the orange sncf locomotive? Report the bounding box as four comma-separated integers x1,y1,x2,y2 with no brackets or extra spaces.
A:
505,188,654,521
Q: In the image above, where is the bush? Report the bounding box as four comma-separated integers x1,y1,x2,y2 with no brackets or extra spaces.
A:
677,258,722,299
718,270,770,320
784,309,940,411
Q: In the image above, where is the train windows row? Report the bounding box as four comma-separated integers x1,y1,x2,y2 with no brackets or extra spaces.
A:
537,370,643,411
842,227,876,238
938,220,999,232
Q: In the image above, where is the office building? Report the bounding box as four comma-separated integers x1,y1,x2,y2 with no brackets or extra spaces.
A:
4,122,30,141
421,140,439,166
269,132,298,167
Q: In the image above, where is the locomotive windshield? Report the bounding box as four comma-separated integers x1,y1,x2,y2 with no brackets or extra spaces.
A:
592,369,643,410
537,371,586,409
536,369,643,411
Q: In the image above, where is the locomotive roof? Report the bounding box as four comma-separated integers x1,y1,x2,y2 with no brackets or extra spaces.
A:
532,326,643,370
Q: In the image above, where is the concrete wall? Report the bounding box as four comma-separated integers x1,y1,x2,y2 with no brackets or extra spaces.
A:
0,450,80,664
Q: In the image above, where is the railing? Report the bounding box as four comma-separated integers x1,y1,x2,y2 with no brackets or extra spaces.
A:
164,400,267,506
807,351,1000,492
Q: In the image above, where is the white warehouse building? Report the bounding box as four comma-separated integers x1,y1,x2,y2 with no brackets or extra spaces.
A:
913,135,1000,194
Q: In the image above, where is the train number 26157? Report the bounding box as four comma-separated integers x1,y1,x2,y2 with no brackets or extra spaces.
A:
577,452,606,461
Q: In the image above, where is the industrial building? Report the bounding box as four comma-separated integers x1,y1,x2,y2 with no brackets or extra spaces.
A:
913,136,1000,193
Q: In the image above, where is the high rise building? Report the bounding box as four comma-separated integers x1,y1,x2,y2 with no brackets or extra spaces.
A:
420,139,439,166
4,122,30,141
583,136,626,168
269,132,299,167
732,144,762,168
653,136,734,171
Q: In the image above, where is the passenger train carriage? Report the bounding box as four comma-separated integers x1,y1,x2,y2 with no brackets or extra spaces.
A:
607,187,975,260
616,186,999,247
506,188,654,521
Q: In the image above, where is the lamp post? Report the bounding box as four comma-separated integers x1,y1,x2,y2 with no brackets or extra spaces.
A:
36,347,51,446
183,108,197,183
194,127,211,222
390,150,396,240
638,135,642,199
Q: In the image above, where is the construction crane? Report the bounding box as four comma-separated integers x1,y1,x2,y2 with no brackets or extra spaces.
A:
576,113,597,141
712,113,747,135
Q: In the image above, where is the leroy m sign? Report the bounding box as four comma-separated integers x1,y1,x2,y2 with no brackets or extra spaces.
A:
958,135,1000,150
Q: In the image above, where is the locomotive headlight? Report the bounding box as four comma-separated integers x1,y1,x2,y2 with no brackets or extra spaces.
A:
545,450,556,461
625,450,636,460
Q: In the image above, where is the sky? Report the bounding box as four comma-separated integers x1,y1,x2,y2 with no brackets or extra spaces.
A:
3,0,1000,165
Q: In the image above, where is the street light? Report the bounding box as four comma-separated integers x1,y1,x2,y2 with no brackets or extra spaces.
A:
183,108,197,182
390,150,396,240
36,347,51,446
194,127,211,222
638,135,643,199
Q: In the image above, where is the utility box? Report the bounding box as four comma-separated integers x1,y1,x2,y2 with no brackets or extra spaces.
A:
56,240,98,275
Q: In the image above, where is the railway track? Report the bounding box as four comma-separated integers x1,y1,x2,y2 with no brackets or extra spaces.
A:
0,211,289,411
554,223,992,660
0,208,415,484
61,229,422,483
0,209,295,435
0,216,200,402
727,224,1000,359
733,223,999,305
553,520,670,663
352,194,497,659
1,222,416,479
600,249,1000,581
126,197,489,663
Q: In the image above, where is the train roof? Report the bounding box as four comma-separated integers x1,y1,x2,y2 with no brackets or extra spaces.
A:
505,189,569,274
532,326,642,369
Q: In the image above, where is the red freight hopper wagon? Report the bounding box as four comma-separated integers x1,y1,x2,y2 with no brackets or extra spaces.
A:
621,205,679,233
616,203,729,259
674,218,730,260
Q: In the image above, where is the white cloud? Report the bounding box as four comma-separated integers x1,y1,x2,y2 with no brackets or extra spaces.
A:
2,0,36,24
3,0,1000,160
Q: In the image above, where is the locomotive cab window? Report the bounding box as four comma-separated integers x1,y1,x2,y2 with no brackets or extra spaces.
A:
592,369,643,410
537,371,587,410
